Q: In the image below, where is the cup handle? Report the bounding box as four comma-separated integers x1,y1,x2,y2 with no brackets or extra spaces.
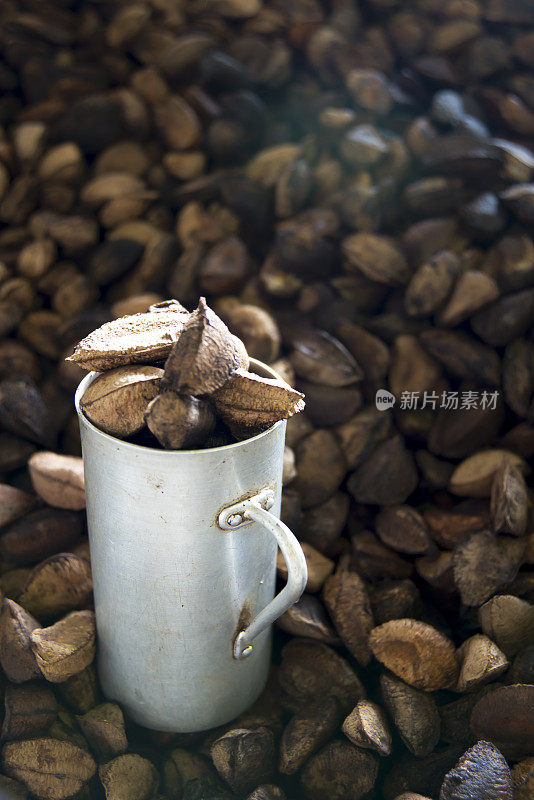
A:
219,489,308,660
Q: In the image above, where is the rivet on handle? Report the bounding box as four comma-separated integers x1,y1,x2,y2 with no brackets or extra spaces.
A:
218,489,275,530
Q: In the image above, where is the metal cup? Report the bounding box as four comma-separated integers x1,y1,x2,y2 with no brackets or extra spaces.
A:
75,359,307,732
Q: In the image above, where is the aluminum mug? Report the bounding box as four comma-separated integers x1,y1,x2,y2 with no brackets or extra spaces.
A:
75,359,307,732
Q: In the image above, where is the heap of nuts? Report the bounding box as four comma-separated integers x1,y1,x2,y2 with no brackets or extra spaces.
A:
0,446,533,800
0,0,534,796
72,298,304,449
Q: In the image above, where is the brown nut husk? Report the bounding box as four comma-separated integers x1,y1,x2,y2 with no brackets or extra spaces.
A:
335,322,390,383
449,450,527,498
0,569,32,600
0,378,55,448
292,430,346,509
342,699,392,756
490,462,529,536
223,304,281,364
478,595,534,657
370,580,422,625
77,703,127,762
290,329,363,387
502,338,533,418
428,402,505,462
18,553,93,620
352,530,414,583
380,672,440,757
80,365,163,438
67,309,189,371
333,407,392,470
404,250,460,317
0,599,41,683
369,618,459,691
276,594,340,645
512,757,534,800
163,297,246,395
375,505,433,555
28,452,85,510
420,330,501,387
300,491,349,553
111,294,163,318
508,647,534,686
416,454,456,494
278,639,364,712
279,696,343,774
452,531,525,606
348,436,419,506
342,233,410,286
213,369,305,431
383,745,466,799
0,509,83,565
439,740,513,800
99,754,160,800
163,748,221,800
456,634,509,692
300,740,379,800
57,665,100,715
2,738,96,800
389,334,442,399
470,685,534,760
437,270,500,327
0,485,37,530
145,392,216,449
418,451,456,494
322,570,374,666
210,727,276,795
30,609,96,683
1,682,57,742
423,503,490,549
47,708,90,752
296,381,362,428
246,786,286,800
394,795,433,800
439,684,500,749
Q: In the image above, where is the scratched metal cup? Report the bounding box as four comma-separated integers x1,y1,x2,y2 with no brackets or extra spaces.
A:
75,359,307,732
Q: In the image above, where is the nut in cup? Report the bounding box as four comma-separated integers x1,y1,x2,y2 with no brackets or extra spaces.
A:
75,359,307,732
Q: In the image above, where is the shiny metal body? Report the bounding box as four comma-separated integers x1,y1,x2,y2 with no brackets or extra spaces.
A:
75,360,307,732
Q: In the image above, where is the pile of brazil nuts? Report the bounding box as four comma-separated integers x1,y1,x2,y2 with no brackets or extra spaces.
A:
0,0,533,797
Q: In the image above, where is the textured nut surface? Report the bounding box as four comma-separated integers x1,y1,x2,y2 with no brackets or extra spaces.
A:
81,365,163,437
30,610,96,683
28,452,85,510
369,619,459,691
2,738,96,800
68,310,188,370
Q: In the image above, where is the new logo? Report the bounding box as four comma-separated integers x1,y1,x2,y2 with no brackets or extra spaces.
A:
375,389,395,411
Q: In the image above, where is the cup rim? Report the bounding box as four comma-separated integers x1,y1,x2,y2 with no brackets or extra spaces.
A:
74,357,285,456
